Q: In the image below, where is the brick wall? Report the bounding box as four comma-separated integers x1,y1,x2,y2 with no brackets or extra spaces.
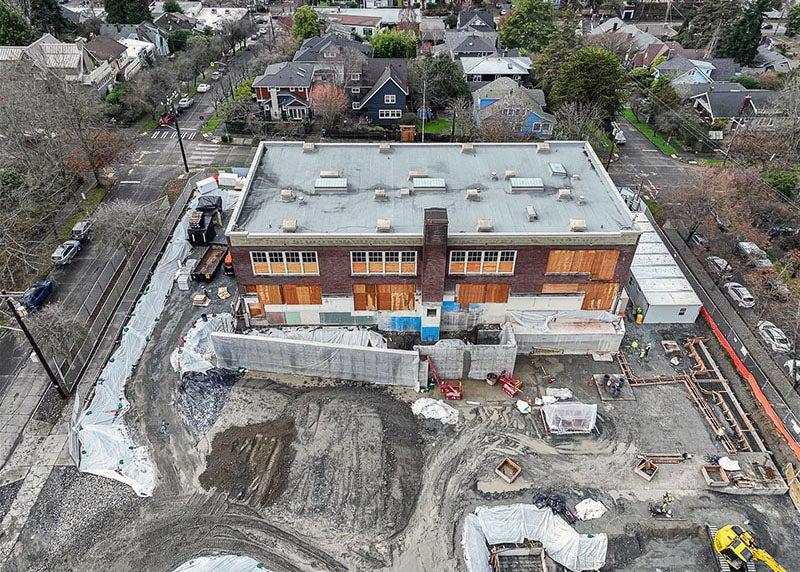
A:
421,208,448,303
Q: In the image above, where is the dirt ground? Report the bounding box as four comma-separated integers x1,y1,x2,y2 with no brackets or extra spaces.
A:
6,278,800,572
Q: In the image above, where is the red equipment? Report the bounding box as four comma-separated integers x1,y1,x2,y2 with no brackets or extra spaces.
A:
427,358,462,400
497,370,522,398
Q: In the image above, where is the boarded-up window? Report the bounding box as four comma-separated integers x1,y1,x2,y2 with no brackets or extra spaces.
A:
353,284,415,311
545,249,619,280
455,283,510,309
282,285,322,305
541,283,583,294
248,303,264,318
255,285,283,305
581,283,618,311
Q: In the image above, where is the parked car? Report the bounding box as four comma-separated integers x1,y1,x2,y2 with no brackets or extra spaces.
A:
159,112,175,127
785,360,800,382
71,220,93,241
196,83,211,93
724,282,755,308
18,279,53,312
51,240,81,266
766,277,791,301
768,225,799,238
178,97,194,109
705,256,732,281
736,241,773,268
210,71,222,81
758,320,791,353
690,232,708,249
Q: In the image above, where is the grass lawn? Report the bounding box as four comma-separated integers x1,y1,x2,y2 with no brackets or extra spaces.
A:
695,157,727,167
59,184,110,241
418,119,452,135
140,116,159,132
643,197,666,227
622,108,678,156
202,114,222,133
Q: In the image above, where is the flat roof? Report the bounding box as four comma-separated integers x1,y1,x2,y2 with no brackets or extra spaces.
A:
228,142,637,239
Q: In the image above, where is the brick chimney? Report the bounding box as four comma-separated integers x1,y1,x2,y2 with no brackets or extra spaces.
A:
421,207,448,304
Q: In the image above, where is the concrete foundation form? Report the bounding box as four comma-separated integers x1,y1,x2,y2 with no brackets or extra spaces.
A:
415,324,517,380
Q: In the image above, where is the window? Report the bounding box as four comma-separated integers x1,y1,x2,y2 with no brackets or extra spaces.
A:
352,101,360,110
532,122,542,131
351,87,361,94
363,28,372,36
250,251,319,275
378,109,402,119
323,50,335,58
287,107,305,120
449,250,516,274
351,251,417,275
470,75,482,82
384,94,396,104
350,72,360,81
678,308,687,316
426,308,437,317
289,87,296,92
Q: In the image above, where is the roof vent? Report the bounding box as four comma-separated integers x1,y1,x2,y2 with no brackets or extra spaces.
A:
314,177,348,192
526,205,538,221
461,142,474,154
549,162,567,176
408,170,428,179
413,177,446,191
504,170,517,180
509,177,544,192
490,171,498,180
319,170,339,178
302,142,315,152
379,142,391,153
466,188,480,201
538,142,550,153
282,219,298,233
399,187,411,197
477,218,494,232
376,218,391,232
569,219,587,232
577,195,586,204
571,174,581,181
280,188,295,202
557,188,572,201
374,188,387,200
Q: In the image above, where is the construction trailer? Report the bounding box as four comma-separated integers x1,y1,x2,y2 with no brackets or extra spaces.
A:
626,213,701,324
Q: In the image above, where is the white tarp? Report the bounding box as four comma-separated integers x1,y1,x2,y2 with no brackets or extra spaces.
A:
172,555,270,572
411,397,459,425
575,498,607,520
171,313,234,374
74,186,241,496
248,326,387,348
543,403,597,434
508,311,620,332
462,504,607,572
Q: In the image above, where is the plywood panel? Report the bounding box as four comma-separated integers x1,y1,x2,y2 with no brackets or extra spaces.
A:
248,303,264,318
591,250,619,281
484,283,510,303
282,285,321,305
456,283,485,308
542,283,583,294
546,249,619,280
581,283,618,311
256,285,282,305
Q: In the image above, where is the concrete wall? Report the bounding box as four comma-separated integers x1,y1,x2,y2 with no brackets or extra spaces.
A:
415,326,517,380
211,331,423,388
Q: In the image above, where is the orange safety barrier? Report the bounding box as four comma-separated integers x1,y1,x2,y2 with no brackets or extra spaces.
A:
700,307,800,461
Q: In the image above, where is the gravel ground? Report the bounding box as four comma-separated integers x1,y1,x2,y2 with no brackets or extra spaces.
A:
0,480,23,523
32,384,69,424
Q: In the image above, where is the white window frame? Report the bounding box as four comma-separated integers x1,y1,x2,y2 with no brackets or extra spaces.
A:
351,87,361,94
352,101,360,110
350,72,361,81
250,251,319,275
378,109,402,119
448,250,517,274
384,94,396,104
351,250,417,275
288,87,296,92
287,107,305,120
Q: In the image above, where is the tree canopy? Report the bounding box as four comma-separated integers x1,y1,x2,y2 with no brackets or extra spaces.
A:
0,4,33,45
292,5,320,43
163,0,183,13
549,46,627,122
499,0,555,53
369,29,416,58
720,0,771,65
104,0,151,24
535,9,582,92
788,4,800,35
675,0,740,52
407,53,470,113
30,0,67,35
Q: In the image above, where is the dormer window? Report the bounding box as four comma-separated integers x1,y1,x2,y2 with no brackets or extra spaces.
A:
350,72,360,81
323,51,335,58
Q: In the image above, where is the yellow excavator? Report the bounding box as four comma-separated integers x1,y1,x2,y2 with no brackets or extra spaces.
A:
713,524,787,571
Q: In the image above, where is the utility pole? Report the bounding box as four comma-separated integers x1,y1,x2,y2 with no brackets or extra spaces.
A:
2,295,67,399
171,103,190,173
605,137,616,170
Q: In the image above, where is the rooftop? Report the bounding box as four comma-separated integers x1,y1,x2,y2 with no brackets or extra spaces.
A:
227,142,637,240
461,55,531,76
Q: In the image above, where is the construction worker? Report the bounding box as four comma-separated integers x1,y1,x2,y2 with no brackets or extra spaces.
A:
644,342,652,358
639,347,647,361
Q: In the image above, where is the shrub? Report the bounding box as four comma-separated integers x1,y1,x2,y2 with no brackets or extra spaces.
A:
764,170,799,198
400,112,418,125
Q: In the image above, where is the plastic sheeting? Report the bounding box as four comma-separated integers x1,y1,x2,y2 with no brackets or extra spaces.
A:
74,186,241,497
508,311,621,332
171,313,235,374
415,324,517,380
248,326,387,348
172,555,270,572
462,504,607,572
411,397,459,425
542,403,597,434
575,498,607,520
177,368,241,440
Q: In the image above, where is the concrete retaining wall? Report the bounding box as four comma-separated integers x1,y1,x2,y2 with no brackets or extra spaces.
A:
415,327,517,380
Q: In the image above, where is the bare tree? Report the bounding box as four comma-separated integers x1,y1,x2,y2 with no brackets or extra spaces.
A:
91,199,164,253
775,73,800,162
552,102,603,141
310,83,349,130
26,301,87,368
584,33,634,62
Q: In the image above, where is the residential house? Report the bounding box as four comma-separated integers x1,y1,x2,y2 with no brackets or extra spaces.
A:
316,8,421,30
194,7,250,32
101,23,170,56
0,34,116,96
153,11,198,33
633,22,677,39
149,0,202,18
745,44,800,74
60,2,108,24
325,14,382,38
119,38,156,79
472,77,554,137
655,55,741,85
419,17,445,50
253,62,314,120
84,35,128,75
225,141,639,342
690,86,781,131
591,17,657,53
432,31,498,59
460,55,532,83
351,59,408,125
457,10,496,33
631,41,705,68
673,81,746,101
293,33,372,84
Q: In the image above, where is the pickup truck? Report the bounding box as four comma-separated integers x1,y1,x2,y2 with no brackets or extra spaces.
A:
191,245,227,282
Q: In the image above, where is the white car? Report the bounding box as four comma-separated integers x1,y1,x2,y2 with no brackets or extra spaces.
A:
758,321,791,353
785,360,800,382
196,83,211,93
210,71,222,81
178,97,194,109
51,239,81,265
724,282,755,308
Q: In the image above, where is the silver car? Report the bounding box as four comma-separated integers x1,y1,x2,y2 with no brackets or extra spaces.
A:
724,282,755,308
51,239,81,265
705,256,732,281
758,321,791,353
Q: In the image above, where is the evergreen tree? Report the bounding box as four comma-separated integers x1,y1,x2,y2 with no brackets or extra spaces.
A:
292,5,320,43
105,0,151,24
788,4,800,35
30,0,67,35
676,0,740,52
0,3,33,45
535,9,582,93
550,47,627,122
163,0,182,13
499,0,555,53
720,0,772,65
369,29,416,58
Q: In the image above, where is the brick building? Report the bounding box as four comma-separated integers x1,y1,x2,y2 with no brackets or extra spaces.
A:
226,142,640,341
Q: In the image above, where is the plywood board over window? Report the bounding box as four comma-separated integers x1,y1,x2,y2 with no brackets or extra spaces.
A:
545,249,619,280
353,284,415,311
455,283,510,309
253,284,321,306
541,282,618,311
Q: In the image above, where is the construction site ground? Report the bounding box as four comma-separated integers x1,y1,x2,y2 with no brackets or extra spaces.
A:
4,279,800,571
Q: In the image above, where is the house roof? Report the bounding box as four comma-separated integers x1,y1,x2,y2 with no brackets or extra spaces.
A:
692,88,777,118
473,78,552,124
472,76,544,107
325,13,382,27
315,7,420,26
591,17,657,51
227,142,638,239
253,62,315,88
707,58,741,81
432,31,497,55
674,81,745,100
153,12,198,31
457,10,495,31
419,17,445,42
85,35,127,61
460,55,531,76
657,55,740,82
293,33,372,62
359,61,408,105
634,22,677,38
149,0,202,17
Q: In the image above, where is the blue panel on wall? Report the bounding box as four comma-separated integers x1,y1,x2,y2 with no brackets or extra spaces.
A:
468,303,482,310
389,316,422,331
442,301,460,312
421,326,440,342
